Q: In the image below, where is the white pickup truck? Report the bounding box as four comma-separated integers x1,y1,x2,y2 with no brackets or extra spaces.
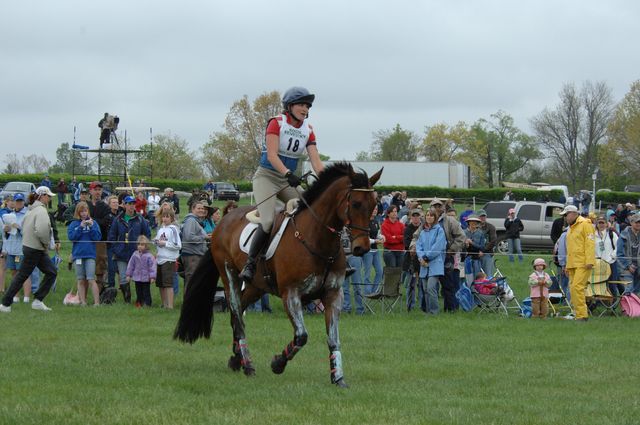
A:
482,201,565,253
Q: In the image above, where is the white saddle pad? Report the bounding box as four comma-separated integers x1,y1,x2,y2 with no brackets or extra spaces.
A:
239,216,291,261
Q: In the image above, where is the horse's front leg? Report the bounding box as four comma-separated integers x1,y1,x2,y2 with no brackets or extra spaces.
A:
323,286,348,388
224,262,256,376
271,287,308,375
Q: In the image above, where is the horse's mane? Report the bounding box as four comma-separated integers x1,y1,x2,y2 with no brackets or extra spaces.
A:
298,162,369,211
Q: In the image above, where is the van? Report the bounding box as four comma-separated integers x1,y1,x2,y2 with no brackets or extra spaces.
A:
481,201,565,253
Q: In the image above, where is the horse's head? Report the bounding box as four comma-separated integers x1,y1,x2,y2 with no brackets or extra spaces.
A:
339,165,383,257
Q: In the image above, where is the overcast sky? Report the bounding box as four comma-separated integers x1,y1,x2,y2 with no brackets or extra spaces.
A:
2,0,639,167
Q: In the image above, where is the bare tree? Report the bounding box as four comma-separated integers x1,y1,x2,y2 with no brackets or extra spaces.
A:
531,81,614,190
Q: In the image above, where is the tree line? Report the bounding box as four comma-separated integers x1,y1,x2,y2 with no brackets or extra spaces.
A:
5,80,638,191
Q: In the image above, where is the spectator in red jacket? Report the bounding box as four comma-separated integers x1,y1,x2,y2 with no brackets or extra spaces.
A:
134,191,147,217
381,205,405,267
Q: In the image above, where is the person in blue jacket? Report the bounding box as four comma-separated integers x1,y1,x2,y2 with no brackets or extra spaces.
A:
416,207,447,315
67,201,102,306
107,195,150,303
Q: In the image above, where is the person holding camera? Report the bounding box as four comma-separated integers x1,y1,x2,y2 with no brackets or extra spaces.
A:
239,87,325,281
67,201,102,306
504,208,524,262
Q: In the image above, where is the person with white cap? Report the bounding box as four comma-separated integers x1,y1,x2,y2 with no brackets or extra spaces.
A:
0,186,57,312
562,204,595,321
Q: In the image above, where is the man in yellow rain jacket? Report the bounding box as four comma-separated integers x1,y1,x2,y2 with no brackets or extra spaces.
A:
563,205,595,321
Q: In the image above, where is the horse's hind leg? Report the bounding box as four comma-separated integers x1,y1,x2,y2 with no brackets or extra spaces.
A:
323,287,348,388
271,287,307,375
224,262,256,376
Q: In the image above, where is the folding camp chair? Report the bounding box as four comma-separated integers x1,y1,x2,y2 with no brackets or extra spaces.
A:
364,267,402,314
548,270,574,317
472,268,521,316
585,259,618,317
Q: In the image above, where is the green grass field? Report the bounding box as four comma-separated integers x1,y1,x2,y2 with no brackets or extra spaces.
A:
1,203,639,425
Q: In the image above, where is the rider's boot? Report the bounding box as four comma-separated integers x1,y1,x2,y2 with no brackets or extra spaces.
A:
239,227,270,281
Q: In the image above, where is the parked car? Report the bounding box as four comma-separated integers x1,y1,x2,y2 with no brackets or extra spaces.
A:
212,182,240,201
624,185,640,193
481,201,565,253
0,181,36,201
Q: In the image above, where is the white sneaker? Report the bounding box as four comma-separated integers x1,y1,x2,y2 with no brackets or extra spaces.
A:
13,296,19,303
31,299,52,311
0,304,11,313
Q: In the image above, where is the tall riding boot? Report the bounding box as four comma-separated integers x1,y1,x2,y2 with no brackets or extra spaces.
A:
239,227,270,281
120,283,131,304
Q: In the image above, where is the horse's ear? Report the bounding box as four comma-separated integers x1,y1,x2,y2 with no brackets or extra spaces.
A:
369,167,383,186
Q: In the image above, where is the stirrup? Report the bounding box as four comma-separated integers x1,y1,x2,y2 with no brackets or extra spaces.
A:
239,260,256,281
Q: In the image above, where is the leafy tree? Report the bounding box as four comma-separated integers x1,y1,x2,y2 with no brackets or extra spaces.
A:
370,124,418,161
132,133,204,180
201,132,255,180
599,80,640,189
355,151,373,161
458,112,540,187
50,142,92,174
204,91,282,180
420,122,470,162
531,81,614,191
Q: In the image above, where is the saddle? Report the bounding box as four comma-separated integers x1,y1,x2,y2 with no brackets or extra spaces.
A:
240,200,299,261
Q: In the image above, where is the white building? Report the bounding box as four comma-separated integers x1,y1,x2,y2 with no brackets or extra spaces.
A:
303,160,470,188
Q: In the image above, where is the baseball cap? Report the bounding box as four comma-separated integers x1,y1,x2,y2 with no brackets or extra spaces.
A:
89,181,103,190
80,187,89,193
477,209,487,217
13,193,25,201
630,214,640,224
429,197,443,206
560,205,578,216
124,196,135,204
410,209,422,216
35,186,55,197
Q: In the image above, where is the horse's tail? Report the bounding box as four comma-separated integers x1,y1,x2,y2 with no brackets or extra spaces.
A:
173,251,219,344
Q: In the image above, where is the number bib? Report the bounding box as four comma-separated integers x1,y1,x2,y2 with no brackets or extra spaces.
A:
259,114,312,172
277,114,310,159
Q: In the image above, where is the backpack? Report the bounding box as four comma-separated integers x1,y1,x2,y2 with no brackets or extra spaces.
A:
455,283,474,312
620,293,640,317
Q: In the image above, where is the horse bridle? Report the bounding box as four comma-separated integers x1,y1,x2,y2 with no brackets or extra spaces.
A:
341,187,375,244
295,184,374,244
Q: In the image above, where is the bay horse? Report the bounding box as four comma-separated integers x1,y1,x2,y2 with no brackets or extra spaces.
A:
174,162,382,387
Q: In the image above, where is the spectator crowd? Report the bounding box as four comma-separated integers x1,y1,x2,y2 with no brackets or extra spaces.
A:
2,179,639,320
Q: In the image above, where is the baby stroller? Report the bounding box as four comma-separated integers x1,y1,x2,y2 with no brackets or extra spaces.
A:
471,266,522,316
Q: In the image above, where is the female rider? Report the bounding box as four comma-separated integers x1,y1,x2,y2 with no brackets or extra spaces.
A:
239,87,325,281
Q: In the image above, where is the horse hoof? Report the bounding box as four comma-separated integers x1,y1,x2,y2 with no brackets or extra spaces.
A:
243,367,256,377
334,378,349,389
228,355,242,372
270,355,287,374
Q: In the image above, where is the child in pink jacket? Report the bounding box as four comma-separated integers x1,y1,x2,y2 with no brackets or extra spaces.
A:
528,258,552,318
126,235,157,307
